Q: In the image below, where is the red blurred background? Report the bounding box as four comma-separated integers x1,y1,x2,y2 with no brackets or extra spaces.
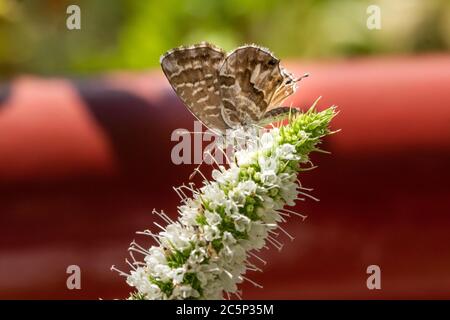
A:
1,54,450,299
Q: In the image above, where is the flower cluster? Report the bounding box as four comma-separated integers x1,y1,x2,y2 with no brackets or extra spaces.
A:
115,106,337,300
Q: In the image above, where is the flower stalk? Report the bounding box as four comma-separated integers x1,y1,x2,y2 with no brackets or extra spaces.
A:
115,105,337,300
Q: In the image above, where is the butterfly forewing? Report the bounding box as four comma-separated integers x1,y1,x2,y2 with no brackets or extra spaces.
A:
160,43,230,132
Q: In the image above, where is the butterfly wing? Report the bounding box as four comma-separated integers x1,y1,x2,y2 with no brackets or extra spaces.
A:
218,45,285,128
160,42,230,132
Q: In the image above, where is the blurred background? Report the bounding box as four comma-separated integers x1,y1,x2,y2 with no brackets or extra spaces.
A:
0,0,450,299
1,0,450,77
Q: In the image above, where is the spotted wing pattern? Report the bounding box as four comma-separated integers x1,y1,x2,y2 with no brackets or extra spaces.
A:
218,45,286,127
161,43,303,132
160,42,229,132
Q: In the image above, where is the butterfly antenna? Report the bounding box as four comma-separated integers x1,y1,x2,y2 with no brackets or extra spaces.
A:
295,73,309,82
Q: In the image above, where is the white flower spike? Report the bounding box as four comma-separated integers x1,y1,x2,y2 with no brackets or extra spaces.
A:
118,105,337,300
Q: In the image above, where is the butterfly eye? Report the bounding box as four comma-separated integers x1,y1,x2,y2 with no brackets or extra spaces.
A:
268,59,276,66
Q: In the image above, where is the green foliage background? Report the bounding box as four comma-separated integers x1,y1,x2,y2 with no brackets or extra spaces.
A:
0,0,449,78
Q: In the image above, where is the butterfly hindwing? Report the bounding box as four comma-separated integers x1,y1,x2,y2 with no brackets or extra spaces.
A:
160,42,230,132
218,45,285,127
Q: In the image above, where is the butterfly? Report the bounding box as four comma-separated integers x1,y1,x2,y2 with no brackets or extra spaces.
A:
160,42,308,134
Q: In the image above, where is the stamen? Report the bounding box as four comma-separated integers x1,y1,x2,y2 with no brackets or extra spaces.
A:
297,190,320,202
129,251,137,263
152,209,172,225
176,186,191,203
280,208,308,220
153,222,167,231
276,211,290,217
298,165,317,172
277,225,295,241
179,183,200,195
267,236,283,251
248,251,267,265
244,261,263,272
299,185,314,192
128,246,149,256
126,258,137,271
129,241,150,256
189,160,204,180
241,276,263,288
130,240,150,253
268,230,280,237
191,167,209,184
173,186,188,203
110,265,129,277
136,230,161,244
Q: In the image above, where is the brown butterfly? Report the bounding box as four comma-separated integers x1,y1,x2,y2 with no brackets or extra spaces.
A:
160,42,308,133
